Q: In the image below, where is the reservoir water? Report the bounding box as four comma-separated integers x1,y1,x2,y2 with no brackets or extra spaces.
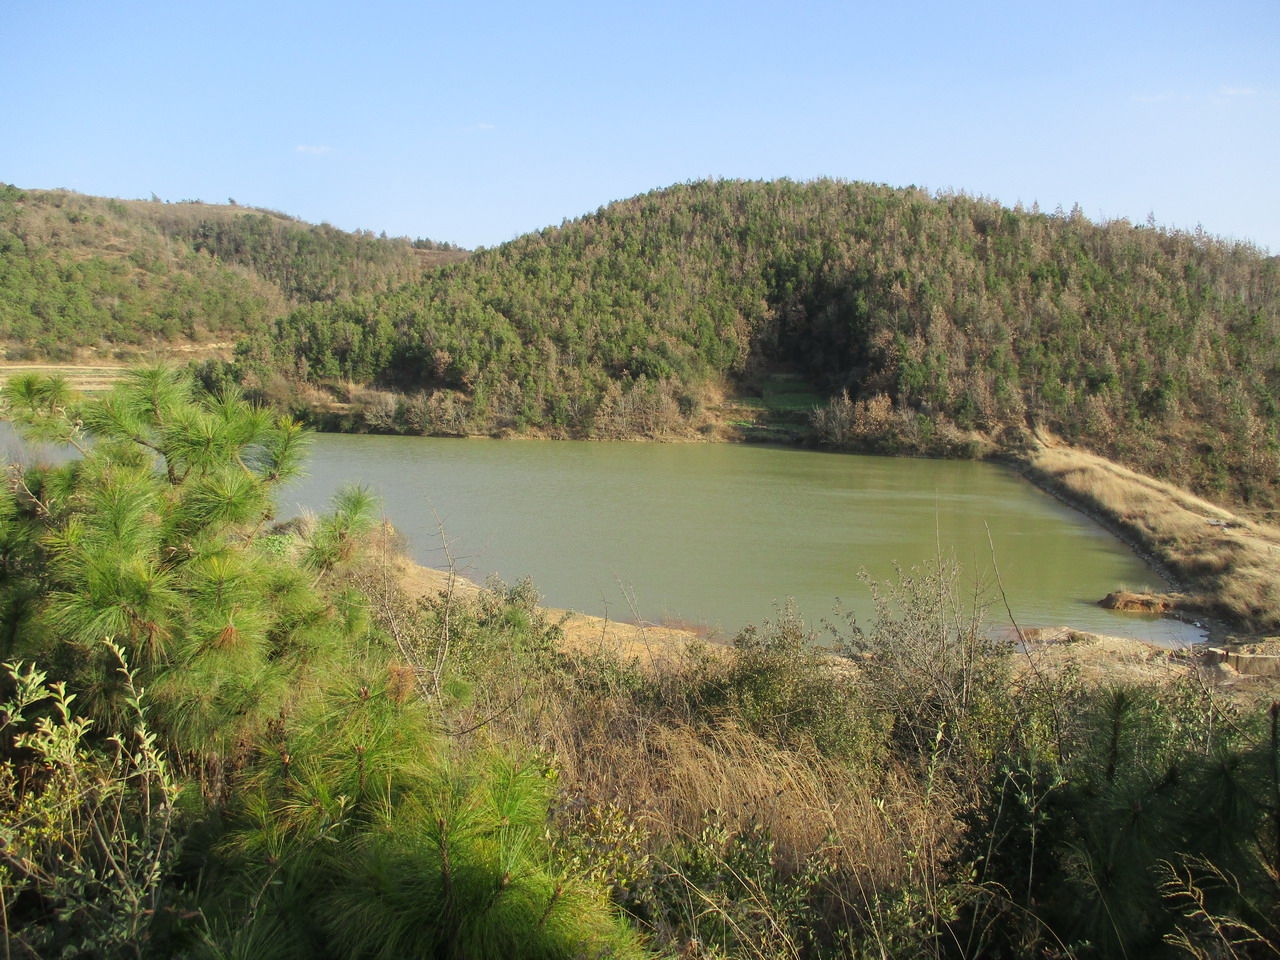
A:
278,434,1204,646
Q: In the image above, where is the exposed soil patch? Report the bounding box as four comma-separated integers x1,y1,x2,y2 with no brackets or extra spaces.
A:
390,553,710,665
1018,629,1190,685
1099,591,1177,614
0,346,233,394
0,363,131,394
1014,628,1280,709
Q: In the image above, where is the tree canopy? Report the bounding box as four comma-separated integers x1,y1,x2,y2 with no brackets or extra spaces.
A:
0,185,463,359
7,178,1279,504
0,367,641,958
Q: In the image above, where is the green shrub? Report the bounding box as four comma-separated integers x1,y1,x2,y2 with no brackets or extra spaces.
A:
0,646,185,958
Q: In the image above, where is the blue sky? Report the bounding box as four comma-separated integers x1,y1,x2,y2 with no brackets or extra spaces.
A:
4,0,1277,252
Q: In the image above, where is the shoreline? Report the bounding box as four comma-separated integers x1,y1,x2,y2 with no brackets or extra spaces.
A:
4,360,1271,645
1009,433,1280,641
352,431,1266,651
388,549,1280,706
388,553,709,664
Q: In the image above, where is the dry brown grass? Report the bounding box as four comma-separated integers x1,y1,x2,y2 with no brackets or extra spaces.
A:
490,649,967,926
389,549,954,883
1019,435,1280,631
0,362,131,394
0,348,236,391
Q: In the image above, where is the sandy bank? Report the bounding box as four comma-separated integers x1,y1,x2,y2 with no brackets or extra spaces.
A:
1011,432,1280,638
389,552,707,664
394,551,1280,709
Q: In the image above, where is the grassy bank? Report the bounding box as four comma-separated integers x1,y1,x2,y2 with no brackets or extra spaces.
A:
1015,432,1280,633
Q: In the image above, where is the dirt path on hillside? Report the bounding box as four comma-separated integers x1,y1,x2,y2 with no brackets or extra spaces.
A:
0,363,132,394
0,345,234,394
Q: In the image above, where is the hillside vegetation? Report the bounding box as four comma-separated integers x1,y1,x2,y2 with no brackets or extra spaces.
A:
233,179,1280,507
5,176,1279,508
0,183,464,360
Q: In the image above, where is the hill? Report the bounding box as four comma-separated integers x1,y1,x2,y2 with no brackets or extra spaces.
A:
0,183,465,361
233,178,1280,507
5,178,1278,510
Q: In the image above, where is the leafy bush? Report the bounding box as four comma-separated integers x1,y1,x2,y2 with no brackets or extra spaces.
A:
834,556,1012,763
0,646,184,957
704,600,870,759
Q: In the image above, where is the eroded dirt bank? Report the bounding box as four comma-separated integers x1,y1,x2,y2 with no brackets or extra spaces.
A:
1011,432,1280,640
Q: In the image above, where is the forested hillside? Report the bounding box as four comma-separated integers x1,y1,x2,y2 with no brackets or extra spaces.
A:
235,179,1280,506
6,178,1278,507
0,184,463,359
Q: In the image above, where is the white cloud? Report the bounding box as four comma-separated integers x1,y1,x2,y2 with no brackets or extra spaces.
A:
294,144,333,155
464,122,497,133
1219,86,1257,97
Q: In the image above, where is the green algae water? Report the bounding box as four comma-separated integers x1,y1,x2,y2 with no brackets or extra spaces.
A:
283,434,1203,646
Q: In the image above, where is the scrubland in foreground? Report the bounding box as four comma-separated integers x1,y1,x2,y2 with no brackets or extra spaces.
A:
255,535,1280,960
2,367,1279,960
